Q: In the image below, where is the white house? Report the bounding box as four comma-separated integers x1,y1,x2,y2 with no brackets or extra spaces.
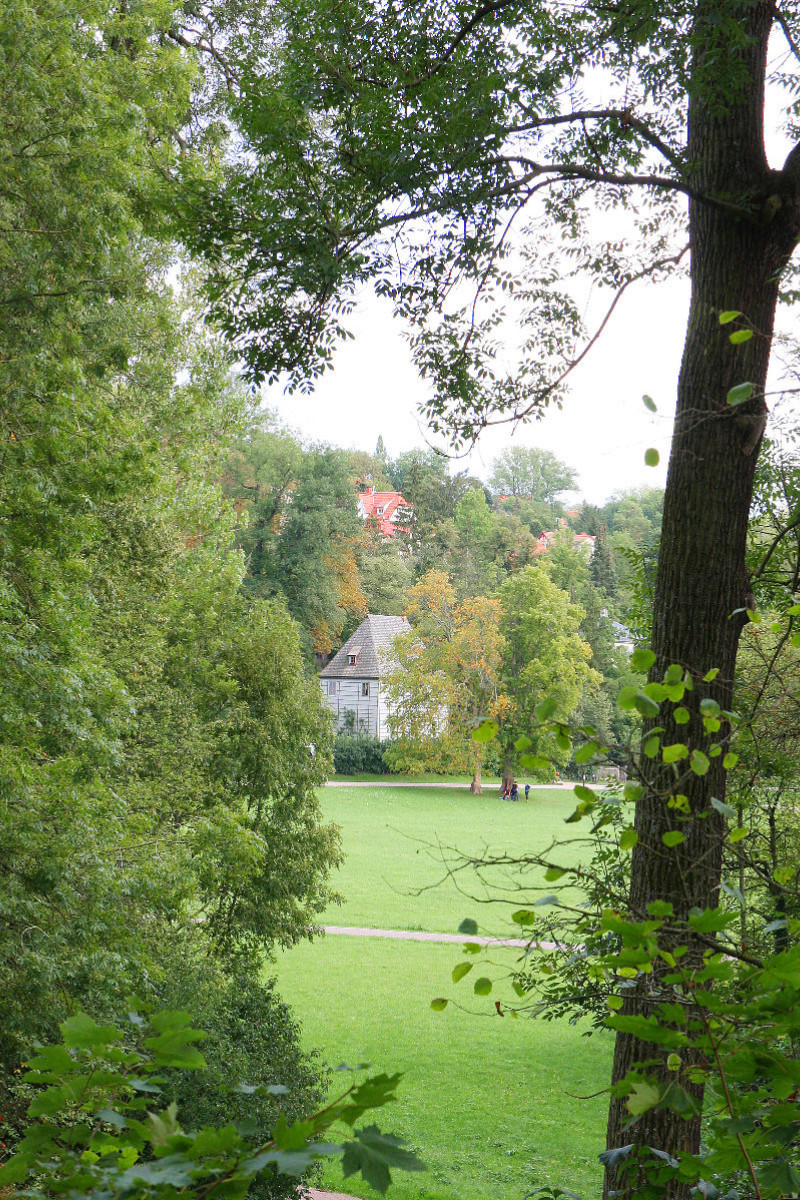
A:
319,614,409,739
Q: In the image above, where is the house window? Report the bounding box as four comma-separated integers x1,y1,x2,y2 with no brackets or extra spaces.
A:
361,682,370,697
376,506,384,515
326,681,338,696
348,653,357,665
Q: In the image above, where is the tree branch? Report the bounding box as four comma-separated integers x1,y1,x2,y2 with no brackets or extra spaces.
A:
510,108,684,169
775,6,800,67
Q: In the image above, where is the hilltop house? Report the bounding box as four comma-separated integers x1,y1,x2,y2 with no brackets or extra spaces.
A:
320,614,410,739
533,529,596,555
356,488,411,538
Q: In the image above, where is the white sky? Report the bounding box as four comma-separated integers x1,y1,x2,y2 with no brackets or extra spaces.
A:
267,270,686,505
266,39,799,507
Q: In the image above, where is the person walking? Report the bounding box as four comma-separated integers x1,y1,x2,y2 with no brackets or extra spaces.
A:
524,783,530,801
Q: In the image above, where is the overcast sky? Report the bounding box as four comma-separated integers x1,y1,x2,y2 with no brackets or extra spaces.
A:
261,39,800,508
266,269,687,505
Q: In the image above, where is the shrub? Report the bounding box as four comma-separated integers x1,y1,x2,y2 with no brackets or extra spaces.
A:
333,734,393,775
158,965,327,1200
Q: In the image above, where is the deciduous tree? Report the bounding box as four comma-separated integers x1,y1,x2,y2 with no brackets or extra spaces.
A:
172,2,800,1182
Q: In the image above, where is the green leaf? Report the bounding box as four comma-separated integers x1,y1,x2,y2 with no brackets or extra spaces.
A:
472,720,499,744
575,740,598,763
719,310,742,324
673,707,690,724
703,668,720,682
662,830,686,847
729,328,753,344
342,1125,426,1194
663,743,688,763
711,796,736,818
756,1158,800,1196
617,685,638,710
630,648,656,672
473,977,492,996
452,962,473,984
634,692,661,718
430,998,448,1011
458,918,478,935
726,382,754,406
534,698,556,721
573,784,596,803
700,698,721,717
61,1013,121,1051
511,909,537,926
626,1081,661,1115
642,394,657,412
723,752,738,769
643,736,660,758
644,448,660,467
520,752,551,770
729,826,748,843
514,735,532,752
688,907,735,933
544,866,566,881
623,781,644,801
28,1085,72,1117
690,750,710,776
619,827,639,851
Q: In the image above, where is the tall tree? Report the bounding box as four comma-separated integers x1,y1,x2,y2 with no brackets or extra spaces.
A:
223,429,364,654
384,571,504,791
489,447,577,507
497,567,600,788
173,4,800,1183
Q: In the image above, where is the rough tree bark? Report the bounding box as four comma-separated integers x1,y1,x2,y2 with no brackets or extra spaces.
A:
603,4,800,1196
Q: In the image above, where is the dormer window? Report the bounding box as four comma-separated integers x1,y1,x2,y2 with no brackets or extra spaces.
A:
348,649,360,665
376,506,384,515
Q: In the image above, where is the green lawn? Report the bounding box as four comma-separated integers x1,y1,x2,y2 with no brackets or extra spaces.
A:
270,782,610,1200
319,783,589,933
272,935,610,1200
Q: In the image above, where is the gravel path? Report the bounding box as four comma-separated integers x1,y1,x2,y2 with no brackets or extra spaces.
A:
306,1191,359,1200
325,780,575,790
321,924,560,951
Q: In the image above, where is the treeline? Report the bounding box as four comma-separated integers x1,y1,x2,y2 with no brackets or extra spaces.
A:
223,423,663,775
222,424,663,656
0,3,340,1183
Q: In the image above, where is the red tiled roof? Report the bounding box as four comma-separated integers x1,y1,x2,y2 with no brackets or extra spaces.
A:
534,530,596,554
357,490,411,537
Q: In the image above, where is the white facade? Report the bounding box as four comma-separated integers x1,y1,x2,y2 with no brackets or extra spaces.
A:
321,677,391,739
319,614,409,740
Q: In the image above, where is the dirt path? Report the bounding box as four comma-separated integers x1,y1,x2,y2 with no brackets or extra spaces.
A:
321,924,560,950
306,1191,359,1200
325,780,576,790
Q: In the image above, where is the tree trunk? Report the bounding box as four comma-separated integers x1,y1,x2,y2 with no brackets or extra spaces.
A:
502,748,514,792
470,744,482,794
603,4,800,1196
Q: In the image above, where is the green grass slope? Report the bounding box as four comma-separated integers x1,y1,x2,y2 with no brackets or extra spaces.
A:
272,935,610,1200
319,783,586,933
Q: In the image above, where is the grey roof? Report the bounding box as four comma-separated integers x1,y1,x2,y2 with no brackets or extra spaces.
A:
320,614,410,679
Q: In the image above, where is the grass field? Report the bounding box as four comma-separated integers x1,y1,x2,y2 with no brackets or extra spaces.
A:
272,936,610,1200
318,783,589,933
270,782,610,1200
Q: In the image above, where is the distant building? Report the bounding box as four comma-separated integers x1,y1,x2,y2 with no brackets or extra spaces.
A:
356,488,411,538
611,621,635,654
533,530,596,555
320,614,410,739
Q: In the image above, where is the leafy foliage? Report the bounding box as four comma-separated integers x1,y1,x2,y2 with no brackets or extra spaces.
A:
1,1010,424,1199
